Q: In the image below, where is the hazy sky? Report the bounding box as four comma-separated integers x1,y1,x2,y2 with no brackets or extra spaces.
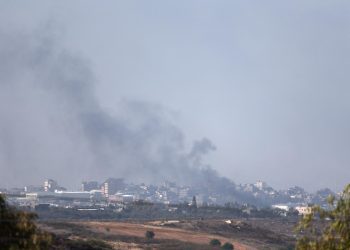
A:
1,1,350,191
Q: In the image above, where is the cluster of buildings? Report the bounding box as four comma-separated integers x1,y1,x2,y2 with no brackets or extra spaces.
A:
239,180,336,214
1,178,202,210
0,178,335,216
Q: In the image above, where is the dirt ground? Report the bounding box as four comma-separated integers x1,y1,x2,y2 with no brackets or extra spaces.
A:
80,221,256,250
155,218,296,247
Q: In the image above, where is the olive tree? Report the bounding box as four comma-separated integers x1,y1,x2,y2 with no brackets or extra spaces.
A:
296,184,350,249
0,195,51,250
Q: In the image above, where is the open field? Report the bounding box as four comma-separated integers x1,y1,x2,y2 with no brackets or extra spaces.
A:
81,221,252,250
41,218,296,249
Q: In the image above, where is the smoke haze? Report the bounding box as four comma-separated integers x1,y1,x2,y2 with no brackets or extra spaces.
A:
0,29,218,189
1,1,350,192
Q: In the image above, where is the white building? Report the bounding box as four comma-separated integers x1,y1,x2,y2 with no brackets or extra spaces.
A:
26,191,91,200
254,180,267,190
272,204,290,211
295,206,312,215
54,191,90,199
90,190,104,201
109,193,134,203
44,179,59,192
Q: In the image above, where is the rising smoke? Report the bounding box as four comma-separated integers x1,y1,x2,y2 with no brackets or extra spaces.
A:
0,28,223,189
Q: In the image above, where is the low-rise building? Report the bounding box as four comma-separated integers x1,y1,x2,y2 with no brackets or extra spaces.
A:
295,206,312,215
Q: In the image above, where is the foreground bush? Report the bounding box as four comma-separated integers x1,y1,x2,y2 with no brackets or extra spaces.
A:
0,194,52,250
145,230,155,239
210,238,221,246
63,238,112,250
221,242,234,249
296,184,350,249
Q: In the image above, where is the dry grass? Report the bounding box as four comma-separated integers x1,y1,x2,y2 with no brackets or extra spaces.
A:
80,221,255,250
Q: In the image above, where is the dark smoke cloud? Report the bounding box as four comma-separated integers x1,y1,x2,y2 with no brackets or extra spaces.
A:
0,28,221,189
188,138,216,167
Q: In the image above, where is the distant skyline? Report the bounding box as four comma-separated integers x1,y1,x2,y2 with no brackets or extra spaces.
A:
1,1,350,192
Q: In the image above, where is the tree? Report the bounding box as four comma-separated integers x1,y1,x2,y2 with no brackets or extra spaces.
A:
0,194,52,249
145,230,155,239
191,196,197,208
296,184,350,249
221,242,234,249
209,238,221,246
287,207,299,217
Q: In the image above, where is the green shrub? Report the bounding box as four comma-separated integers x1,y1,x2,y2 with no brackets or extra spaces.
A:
221,242,234,250
0,194,52,250
145,230,155,239
65,238,112,249
296,184,350,250
209,238,221,246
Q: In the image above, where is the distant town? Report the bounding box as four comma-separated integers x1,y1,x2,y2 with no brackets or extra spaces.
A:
0,178,336,218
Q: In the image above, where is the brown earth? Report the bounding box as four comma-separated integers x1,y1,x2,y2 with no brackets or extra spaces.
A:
152,218,296,248
80,221,256,250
